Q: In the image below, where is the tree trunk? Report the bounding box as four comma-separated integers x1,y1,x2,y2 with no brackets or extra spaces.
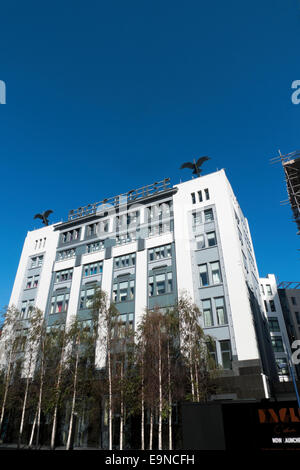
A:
18,375,30,448
0,355,12,438
66,335,80,450
28,410,37,447
158,329,162,450
167,342,172,450
141,356,145,451
149,409,153,450
107,338,113,451
119,363,124,450
35,340,46,449
50,335,66,450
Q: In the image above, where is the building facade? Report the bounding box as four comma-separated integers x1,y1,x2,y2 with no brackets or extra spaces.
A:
6,170,278,398
259,274,295,382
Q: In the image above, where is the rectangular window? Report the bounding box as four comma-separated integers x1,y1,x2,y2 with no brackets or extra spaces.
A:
207,231,217,247
196,234,205,249
192,211,202,227
272,337,284,353
204,188,210,200
33,275,39,288
191,193,196,204
31,257,37,268
55,269,73,283
26,277,33,289
119,281,129,301
266,284,272,295
199,264,209,287
211,261,222,284
276,358,289,376
21,301,27,319
264,300,268,312
148,244,172,262
269,317,280,333
207,341,217,368
198,191,203,202
204,209,214,222
261,284,265,295
269,300,276,312
202,299,213,327
295,312,300,324
84,262,103,277
156,274,166,295
291,296,297,306
215,297,227,325
87,241,105,253
220,340,231,369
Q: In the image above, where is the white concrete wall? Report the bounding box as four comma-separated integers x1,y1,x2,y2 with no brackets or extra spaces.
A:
173,170,260,362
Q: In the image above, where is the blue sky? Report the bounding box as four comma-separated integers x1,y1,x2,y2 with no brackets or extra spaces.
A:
0,0,299,308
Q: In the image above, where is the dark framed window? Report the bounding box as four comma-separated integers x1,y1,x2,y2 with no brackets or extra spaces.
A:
50,292,69,314
272,337,284,353
83,261,103,277
220,340,231,369
269,317,280,332
148,244,172,262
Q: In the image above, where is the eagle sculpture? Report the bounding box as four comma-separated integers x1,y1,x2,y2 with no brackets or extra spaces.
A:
180,156,210,177
34,210,53,226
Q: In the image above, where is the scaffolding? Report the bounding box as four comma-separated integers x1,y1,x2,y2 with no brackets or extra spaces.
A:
270,150,300,234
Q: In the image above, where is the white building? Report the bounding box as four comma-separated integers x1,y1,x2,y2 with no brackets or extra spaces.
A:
6,169,278,398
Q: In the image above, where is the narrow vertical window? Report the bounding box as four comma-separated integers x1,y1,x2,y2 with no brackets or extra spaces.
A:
202,299,213,327
204,188,210,200
199,264,209,287
191,193,196,204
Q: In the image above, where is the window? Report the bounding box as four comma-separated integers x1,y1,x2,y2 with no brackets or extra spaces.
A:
238,227,243,245
83,261,103,277
192,211,202,227
271,337,284,353
207,341,217,367
21,301,27,319
269,317,280,333
148,271,173,297
198,191,203,202
204,209,214,222
202,299,213,327
113,279,135,303
33,275,39,288
87,241,105,253
295,312,300,324
199,264,209,287
57,249,75,261
269,300,276,312
191,193,196,204
215,297,227,325
211,261,222,284
266,284,272,295
115,253,136,269
207,231,217,247
50,292,69,314
291,296,297,306
260,284,265,295
220,340,231,369
264,300,268,312
242,251,248,273
26,277,33,289
55,269,73,283
204,188,209,200
21,299,34,320
276,358,289,376
149,244,172,262
31,255,44,268
79,285,97,310
195,234,205,249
